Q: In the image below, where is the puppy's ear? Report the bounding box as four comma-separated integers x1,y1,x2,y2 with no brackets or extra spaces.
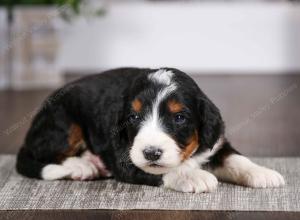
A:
197,96,224,149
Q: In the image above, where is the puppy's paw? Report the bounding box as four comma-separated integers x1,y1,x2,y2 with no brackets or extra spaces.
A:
41,164,72,180
163,169,218,193
62,157,99,181
240,165,285,188
81,151,112,177
213,154,285,188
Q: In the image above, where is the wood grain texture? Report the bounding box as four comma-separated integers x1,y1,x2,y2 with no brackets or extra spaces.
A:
0,210,300,220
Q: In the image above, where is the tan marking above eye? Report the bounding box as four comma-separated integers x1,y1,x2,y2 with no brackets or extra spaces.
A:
132,98,142,112
181,130,199,160
167,99,184,113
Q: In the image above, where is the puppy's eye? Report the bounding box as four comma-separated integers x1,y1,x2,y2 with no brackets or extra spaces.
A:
128,113,140,123
174,114,186,124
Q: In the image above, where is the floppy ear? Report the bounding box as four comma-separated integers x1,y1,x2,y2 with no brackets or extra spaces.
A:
197,96,224,149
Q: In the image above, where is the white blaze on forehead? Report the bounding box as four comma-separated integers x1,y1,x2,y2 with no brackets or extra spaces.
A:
146,69,177,127
148,69,174,85
144,69,177,137
148,83,177,128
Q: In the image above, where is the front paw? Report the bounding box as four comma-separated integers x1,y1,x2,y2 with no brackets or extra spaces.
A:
240,165,285,188
163,169,218,193
62,157,99,180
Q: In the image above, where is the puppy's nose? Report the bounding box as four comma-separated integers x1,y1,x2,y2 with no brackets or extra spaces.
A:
143,146,162,161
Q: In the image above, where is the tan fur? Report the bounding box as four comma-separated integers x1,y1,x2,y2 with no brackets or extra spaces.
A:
132,99,142,112
181,131,199,160
57,123,85,162
168,100,184,113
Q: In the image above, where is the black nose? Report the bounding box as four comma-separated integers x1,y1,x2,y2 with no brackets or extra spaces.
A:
143,146,163,161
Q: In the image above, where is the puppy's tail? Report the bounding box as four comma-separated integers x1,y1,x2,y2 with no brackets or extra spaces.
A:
16,147,46,179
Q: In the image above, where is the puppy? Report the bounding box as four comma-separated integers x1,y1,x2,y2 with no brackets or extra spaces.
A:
16,68,285,193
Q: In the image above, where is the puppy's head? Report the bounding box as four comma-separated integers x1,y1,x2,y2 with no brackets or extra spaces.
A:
125,68,223,175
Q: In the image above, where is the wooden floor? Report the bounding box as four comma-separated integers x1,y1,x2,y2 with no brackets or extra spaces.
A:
1,210,300,220
0,74,300,219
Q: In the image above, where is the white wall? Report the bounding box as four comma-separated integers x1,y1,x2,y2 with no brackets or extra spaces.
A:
57,1,300,74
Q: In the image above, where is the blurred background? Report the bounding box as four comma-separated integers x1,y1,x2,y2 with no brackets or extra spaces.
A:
0,0,299,156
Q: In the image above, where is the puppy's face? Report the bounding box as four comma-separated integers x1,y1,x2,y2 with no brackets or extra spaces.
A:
126,69,209,175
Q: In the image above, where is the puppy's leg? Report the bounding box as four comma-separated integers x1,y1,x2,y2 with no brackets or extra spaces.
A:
17,103,110,181
209,141,285,188
163,165,218,193
42,150,112,180
162,138,224,193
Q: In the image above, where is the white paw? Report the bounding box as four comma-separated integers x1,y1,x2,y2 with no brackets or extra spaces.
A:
240,165,285,188
41,164,72,180
81,151,112,177
62,157,99,180
163,169,218,193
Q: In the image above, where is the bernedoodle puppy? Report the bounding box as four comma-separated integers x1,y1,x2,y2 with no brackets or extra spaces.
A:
17,68,285,193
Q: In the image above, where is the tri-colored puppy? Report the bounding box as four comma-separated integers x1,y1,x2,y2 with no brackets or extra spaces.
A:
17,68,285,193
